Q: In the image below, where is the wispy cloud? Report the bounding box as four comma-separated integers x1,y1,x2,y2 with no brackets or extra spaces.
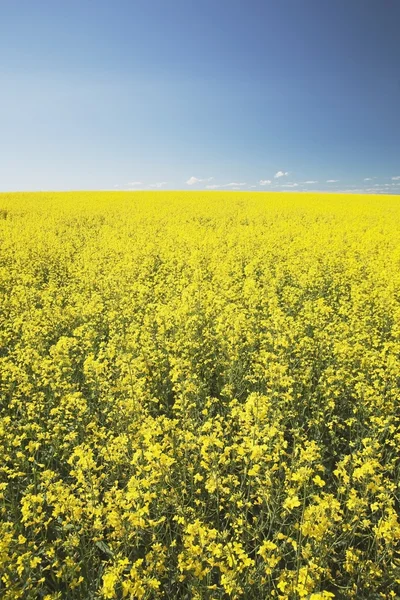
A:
128,181,143,186
249,185,257,188
326,179,339,183
363,178,373,181
259,179,272,185
149,182,167,188
303,180,318,184
281,183,299,188
365,187,393,194
113,184,120,188
274,170,289,178
186,176,214,185
206,182,246,189
338,188,369,194
391,176,400,181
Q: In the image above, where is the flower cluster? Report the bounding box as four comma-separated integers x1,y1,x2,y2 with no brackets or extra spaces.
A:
0,191,399,598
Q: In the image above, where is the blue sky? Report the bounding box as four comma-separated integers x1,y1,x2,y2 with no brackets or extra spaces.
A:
1,0,400,193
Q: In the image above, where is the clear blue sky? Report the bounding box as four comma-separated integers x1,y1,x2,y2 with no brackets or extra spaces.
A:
1,0,399,193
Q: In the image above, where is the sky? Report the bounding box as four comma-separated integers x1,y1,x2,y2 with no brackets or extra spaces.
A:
1,0,400,194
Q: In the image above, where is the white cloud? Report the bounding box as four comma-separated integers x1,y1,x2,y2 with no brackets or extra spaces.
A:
281,183,299,188
326,179,339,183
391,176,400,181
363,178,373,181
259,179,272,185
149,182,167,188
274,171,289,178
249,185,257,188
128,181,143,186
365,188,394,194
113,184,120,188
304,180,318,184
206,183,247,189
186,176,213,185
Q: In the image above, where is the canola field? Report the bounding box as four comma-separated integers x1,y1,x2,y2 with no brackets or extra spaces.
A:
1,190,400,600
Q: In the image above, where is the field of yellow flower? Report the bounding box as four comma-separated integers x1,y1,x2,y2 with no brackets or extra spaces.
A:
0,190,399,599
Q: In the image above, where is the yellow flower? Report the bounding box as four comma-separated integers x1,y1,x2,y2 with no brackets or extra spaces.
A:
283,494,301,511
313,475,326,487
102,570,119,599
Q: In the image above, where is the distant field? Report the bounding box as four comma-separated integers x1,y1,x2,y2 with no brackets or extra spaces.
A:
0,191,399,599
